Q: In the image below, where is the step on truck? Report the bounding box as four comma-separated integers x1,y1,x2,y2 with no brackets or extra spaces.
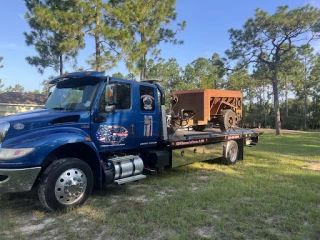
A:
0,71,262,211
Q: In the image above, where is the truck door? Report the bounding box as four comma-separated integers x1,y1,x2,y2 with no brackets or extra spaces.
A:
91,82,137,151
134,84,160,147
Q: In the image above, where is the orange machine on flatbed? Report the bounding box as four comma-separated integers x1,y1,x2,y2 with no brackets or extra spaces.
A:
170,89,242,132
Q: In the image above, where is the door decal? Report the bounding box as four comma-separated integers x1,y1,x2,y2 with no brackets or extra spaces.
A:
141,94,154,110
144,116,153,136
96,125,128,146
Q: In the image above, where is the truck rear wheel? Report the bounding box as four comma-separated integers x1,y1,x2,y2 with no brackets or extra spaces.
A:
222,140,238,165
38,158,93,212
218,109,237,132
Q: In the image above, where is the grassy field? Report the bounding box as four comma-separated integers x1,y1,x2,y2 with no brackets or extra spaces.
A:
0,132,320,240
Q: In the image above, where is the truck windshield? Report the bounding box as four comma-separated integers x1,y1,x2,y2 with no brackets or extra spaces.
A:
45,77,100,111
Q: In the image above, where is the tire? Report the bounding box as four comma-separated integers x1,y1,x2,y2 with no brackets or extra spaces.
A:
222,140,238,165
193,125,206,131
218,109,236,132
38,158,93,212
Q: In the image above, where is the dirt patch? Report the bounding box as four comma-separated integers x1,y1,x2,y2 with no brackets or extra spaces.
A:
19,218,55,234
303,162,320,171
199,175,210,180
128,195,149,203
196,226,214,238
191,183,198,192
157,190,173,199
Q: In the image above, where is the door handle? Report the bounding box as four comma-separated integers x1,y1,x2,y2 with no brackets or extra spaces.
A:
130,124,134,136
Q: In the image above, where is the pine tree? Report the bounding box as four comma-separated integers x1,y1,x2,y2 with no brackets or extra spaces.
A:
226,5,320,135
24,0,85,75
110,0,186,80
112,72,124,78
78,0,119,71
297,44,317,127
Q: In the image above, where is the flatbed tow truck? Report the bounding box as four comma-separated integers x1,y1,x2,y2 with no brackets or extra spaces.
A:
0,71,262,211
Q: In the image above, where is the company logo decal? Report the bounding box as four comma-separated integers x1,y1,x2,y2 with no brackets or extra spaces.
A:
141,94,154,110
13,123,24,130
96,125,128,145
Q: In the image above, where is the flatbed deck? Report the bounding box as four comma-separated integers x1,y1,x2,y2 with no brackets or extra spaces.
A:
163,128,263,148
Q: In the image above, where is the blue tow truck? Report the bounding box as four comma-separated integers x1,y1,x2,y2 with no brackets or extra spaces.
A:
0,71,262,211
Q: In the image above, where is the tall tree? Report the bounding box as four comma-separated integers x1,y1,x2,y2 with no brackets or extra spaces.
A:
309,53,320,128
183,54,225,90
78,0,119,71
253,63,274,127
112,72,125,78
110,0,186,79
183,57,211,89
277,47,301,117
225,5,320,135
34,0,119,71
24,0,84,75
146,58,183,97
297,44,317,127
209,53,225,88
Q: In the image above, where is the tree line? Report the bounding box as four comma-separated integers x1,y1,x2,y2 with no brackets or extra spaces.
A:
1,2,320,134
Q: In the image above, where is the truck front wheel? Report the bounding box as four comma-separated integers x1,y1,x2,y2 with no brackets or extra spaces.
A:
38,158,93,211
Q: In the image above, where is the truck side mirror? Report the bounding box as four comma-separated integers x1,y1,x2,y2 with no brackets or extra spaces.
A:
105,105,115,113
105,84,118,105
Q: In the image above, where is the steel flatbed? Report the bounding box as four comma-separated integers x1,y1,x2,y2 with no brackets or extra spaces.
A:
162,128,262,148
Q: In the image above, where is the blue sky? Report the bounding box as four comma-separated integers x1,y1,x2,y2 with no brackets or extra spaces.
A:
0,0,319,92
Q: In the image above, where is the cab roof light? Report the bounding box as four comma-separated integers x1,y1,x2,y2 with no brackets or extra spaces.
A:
49,71,106,84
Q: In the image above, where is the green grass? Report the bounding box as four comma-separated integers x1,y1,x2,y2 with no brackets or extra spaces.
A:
1,132,320,240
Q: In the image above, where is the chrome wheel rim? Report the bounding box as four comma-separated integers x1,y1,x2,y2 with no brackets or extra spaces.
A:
55,168,87,205
229,145,238,162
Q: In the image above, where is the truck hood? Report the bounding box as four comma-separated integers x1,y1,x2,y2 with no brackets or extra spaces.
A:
0,109,90,138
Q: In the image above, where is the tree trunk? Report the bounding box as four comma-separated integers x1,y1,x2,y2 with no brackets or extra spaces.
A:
285,76,288,117
95,9,101,71
59,55,63,75
304,85,307,127
272,70,281,135
263,79,266,128
140,53,147,80
303,60,308,128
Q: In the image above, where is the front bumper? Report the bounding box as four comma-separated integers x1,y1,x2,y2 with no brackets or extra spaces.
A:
0,167,41,194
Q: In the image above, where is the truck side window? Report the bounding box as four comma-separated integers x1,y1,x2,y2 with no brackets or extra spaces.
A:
115,83,131,110
100,83,131,113
140,85,155,111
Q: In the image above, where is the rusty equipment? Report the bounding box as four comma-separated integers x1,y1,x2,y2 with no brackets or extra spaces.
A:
170,89,242,132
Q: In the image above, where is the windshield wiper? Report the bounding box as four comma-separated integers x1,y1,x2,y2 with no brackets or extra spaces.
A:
52,107,65,110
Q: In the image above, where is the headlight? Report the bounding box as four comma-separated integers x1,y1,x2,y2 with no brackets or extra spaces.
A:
0,148,34,160
0,122,10,143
